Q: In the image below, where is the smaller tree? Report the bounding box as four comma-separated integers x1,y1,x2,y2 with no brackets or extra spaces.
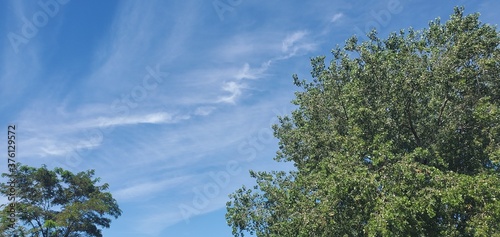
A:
1,164,122,237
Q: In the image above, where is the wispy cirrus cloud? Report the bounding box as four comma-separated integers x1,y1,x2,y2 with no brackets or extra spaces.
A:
0,3,43,105
1,1,498,237
194,106,216,116
114,175,193,202
331,12,344,23
280,30,317,59
5,1,315,236
19,110,188,158
217,81,245,104
208,30,317,104
75,112,187,129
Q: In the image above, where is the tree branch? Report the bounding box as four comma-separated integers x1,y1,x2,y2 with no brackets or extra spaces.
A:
28,220,38,233
34,216,45,237
337,84,349,122
438,97,449,126
64,220,76,237
406,97,421,146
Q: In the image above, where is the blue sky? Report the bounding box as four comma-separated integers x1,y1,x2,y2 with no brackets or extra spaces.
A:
0,0,499,236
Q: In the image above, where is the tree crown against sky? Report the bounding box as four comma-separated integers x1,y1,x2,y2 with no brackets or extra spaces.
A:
227,7,500,237
1,164,121,237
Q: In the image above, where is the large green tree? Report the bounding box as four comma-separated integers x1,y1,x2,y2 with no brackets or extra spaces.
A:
226,7,500,237
1,164,121,237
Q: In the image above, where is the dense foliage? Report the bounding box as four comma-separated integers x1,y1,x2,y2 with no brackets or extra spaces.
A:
226,7,500,237
1,164,121,237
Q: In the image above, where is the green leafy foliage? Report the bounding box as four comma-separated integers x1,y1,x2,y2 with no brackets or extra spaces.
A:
1,164,121,237
226,7,500,237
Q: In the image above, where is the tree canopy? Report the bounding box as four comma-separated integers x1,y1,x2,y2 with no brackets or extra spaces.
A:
1,164,121,237
226,7,500,237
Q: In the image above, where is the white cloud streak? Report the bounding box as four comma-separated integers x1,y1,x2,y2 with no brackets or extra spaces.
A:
8,2,317,235
331,12,344,22
114,175,192,202
212,30,316,104
217,81,245,104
